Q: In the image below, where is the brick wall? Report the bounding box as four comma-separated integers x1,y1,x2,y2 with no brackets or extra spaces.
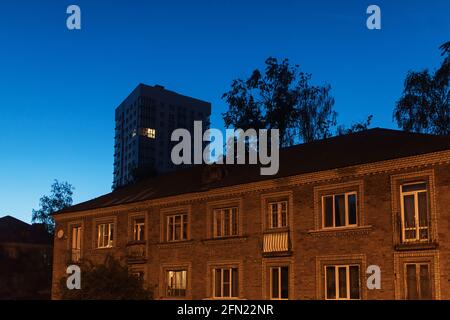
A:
52,159,450,300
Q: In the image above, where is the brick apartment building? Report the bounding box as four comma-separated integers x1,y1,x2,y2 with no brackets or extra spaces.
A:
52,129,450,300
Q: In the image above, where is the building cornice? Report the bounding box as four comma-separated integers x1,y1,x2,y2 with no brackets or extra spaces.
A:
54,149,450,221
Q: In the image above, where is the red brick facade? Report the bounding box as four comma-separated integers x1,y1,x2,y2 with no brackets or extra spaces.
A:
52,150,450,300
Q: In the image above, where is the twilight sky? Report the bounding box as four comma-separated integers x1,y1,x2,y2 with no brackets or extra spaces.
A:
0,0,448,222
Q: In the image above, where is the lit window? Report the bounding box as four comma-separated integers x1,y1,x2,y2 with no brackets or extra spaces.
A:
166,270,187,297
71,226,82,262
97,223,114,248
400,183,429,242
133,218,145,241
142,128,156,139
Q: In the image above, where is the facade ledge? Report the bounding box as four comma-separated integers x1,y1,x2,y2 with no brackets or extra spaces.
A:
307,225,373,237
394,241,438,251
202,236,248,245
156,240,195,249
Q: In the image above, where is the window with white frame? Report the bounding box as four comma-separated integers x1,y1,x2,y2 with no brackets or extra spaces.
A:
270,266,289,300
71,225,82,262
325,265,360,300
97,223,114,248
404,263,432,300
133,217,145,241
166,270,187,297
213,267,239,298
167,213,188,242
400,182,429,242
213,207,238,238
269,201,288,229
322,192,357,228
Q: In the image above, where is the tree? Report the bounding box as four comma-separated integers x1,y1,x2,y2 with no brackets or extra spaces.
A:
59,255,153,300
337,115,373,135
222,57,337,147
32,180,74,233
394,42,450,135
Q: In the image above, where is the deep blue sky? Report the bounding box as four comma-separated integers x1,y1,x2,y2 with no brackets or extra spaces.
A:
0,0,448,223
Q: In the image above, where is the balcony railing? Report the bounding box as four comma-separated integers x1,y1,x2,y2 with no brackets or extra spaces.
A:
126,242,147,263
263,231,290,255
71,249,81,263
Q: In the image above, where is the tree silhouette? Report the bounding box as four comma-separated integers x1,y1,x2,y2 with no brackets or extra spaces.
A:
337,115,373,135
394,42,449,135
32,180,74,233
222,57,337,147
59,255,152,300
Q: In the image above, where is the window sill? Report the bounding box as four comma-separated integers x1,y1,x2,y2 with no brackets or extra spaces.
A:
126,240,146,246
264,227,290,234
202,236,248,245
308,225,372,237
157,240,194,249
394,241,438,251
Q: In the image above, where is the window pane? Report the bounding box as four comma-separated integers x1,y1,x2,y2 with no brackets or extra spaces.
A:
271,204,278,228
403,195,416,229
224,211,230,236
406,264,418,300
215,211,222,237
281,267,289,299
214,269,221,297
419,265,431,300
281,202,287,227
232,268,239,297
271,268,279,299
402,183,426,193
349,266,360,299
223,269,230,297
326,267,336,299
335,195,346,227
231,208,238,235
338,267,347,299
418,192,428,227
324,197,333,227
348,194,357,225
168,219,174,241
183,219,188,240
174,221,181,240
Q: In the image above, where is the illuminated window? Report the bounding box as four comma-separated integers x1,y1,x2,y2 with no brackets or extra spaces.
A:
133,218,145,241
166,270,187,297
400,182,429,242
142,128,156,139
71,226,82,262
97,223,114,248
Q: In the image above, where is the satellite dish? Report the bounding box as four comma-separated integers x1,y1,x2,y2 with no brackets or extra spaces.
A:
57,229,64,239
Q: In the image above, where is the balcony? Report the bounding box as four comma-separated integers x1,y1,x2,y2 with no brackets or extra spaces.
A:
263,230,291,257
126,242,147,263
394,220,437,251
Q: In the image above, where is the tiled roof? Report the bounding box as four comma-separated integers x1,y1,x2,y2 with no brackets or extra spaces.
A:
57,128,450,214
0,216,52,244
